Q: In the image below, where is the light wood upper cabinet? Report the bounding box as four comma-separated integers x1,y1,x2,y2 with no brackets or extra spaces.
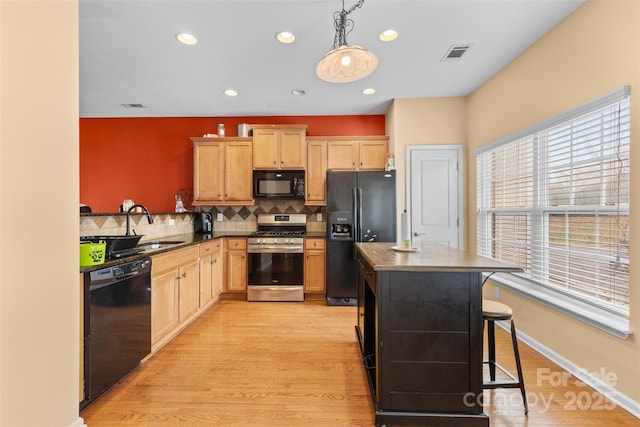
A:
192,137,253,206
193,139,224,202
359,139,388,170
225,140,254,202
306,139,327,205
252,124,307,169
327,137,388,171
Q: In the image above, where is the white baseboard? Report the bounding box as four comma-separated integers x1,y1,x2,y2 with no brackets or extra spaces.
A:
69,417,86,427
496,320,640,419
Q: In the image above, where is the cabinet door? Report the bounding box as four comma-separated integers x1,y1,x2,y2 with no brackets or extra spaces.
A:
193,141,224,201
306,140,327,204
211,241,224,299
252,128,278,169
304,239,326,293
279,128,306,169
226,238,247,292
178,259,200,323
199,253,213,308
327,141,357,170
225,140,253,202
151,268,179,345
359,139,388,170
227,251,247,291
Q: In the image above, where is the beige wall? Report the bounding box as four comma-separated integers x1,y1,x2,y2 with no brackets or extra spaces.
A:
467,0,639,404
1,1,81,425
385,97,468,221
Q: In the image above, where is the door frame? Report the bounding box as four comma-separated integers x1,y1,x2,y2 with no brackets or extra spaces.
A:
405,144,464,249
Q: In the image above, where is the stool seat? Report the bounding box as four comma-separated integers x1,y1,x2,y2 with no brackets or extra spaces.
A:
482,299,528,414
482,300,513,320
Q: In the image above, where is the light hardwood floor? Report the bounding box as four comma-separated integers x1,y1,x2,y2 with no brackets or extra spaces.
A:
81,300,638,426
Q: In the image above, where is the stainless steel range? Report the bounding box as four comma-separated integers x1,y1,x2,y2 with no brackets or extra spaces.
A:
247,214,306,302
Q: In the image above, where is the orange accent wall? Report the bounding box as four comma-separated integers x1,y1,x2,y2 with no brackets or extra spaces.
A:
80,115,385,212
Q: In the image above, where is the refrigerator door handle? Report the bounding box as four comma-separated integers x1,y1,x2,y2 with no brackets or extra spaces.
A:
357,187,363,242
352,187,358,243
352,187,359,261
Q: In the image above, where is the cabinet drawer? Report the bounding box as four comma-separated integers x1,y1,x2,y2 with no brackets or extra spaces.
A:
226,238,247,250
199,239,222,256
152,246,200,274
304,238,325,250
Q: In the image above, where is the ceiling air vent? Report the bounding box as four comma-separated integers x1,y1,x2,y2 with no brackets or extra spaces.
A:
121,103,146,108
441,44,472,62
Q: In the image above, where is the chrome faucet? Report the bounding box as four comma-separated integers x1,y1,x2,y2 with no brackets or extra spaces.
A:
126,204,153,236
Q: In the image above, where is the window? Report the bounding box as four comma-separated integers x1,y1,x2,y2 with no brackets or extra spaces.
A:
476,87,630,332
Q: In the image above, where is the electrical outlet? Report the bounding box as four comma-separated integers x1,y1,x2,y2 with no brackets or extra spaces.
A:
168,219,175,226
494,286,500,299
317,212,322,221
216,213,224,222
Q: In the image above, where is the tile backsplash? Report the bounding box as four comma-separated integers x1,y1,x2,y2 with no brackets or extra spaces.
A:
80,200,326,239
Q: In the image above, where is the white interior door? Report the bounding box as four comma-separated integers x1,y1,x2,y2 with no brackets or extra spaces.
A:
407,145,463,249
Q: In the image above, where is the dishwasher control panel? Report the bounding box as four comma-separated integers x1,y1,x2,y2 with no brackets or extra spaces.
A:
89,257,152,281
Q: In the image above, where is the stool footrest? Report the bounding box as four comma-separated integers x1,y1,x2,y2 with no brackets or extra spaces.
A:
483,361,519,385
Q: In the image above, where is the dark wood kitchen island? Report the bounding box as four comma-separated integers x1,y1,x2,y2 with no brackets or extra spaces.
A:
355,242,522,427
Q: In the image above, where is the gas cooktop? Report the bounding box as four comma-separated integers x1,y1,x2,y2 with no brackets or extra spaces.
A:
250,230,306,237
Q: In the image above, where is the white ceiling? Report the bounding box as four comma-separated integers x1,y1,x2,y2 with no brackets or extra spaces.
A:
79,0,583,118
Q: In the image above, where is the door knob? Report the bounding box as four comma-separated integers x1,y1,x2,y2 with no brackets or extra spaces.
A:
414,232,425,237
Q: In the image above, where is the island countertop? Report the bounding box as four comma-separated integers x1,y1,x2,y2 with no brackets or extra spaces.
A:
355,242,523,273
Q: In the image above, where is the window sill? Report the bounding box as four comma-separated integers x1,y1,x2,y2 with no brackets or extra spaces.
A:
486,273,632,340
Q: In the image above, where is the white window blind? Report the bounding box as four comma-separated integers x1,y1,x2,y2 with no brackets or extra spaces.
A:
476,87,630,314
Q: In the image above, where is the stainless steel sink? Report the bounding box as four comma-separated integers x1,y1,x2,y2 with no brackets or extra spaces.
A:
137,240,186,250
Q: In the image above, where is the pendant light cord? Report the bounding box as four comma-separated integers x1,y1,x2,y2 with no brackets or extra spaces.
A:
332,0,366,50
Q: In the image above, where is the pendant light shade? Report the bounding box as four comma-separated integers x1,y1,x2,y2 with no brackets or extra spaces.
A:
316,45,378,83
316,0,377,83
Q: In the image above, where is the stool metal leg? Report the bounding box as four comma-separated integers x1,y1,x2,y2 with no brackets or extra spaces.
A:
510,319,528,414
483,315,528,415
487,319,497,381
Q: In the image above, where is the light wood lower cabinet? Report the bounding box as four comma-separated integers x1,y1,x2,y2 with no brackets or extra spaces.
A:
151,246,200,350
225,238,247,292
304,238,326,293
199,239,224,307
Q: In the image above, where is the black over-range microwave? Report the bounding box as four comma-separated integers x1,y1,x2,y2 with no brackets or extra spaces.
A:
253,170,305,199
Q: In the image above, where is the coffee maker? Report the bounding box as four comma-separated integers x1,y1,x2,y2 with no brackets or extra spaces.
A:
194,212,213,233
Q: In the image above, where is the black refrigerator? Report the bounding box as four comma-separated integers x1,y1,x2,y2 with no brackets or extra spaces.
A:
325,170,397,306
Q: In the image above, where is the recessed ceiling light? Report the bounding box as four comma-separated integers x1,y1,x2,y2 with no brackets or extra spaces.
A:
362,88,376,95
224,89,238,97
291,89,306,96
276,31,295,44
176,33,198,45
379,29,398,42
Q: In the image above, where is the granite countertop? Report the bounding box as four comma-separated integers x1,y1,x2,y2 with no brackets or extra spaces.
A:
355,242,523,273
81,231,326,273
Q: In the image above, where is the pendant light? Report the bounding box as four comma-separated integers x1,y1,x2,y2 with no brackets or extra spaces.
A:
316,0,378,83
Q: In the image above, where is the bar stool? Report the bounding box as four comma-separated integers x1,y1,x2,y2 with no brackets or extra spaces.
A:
482,299,528,414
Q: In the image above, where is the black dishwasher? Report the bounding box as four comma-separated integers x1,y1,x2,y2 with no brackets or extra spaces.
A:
82,257,152,408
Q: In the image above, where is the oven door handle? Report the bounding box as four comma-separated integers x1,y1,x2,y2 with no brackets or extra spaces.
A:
248,286,303,292
247,246,304,253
